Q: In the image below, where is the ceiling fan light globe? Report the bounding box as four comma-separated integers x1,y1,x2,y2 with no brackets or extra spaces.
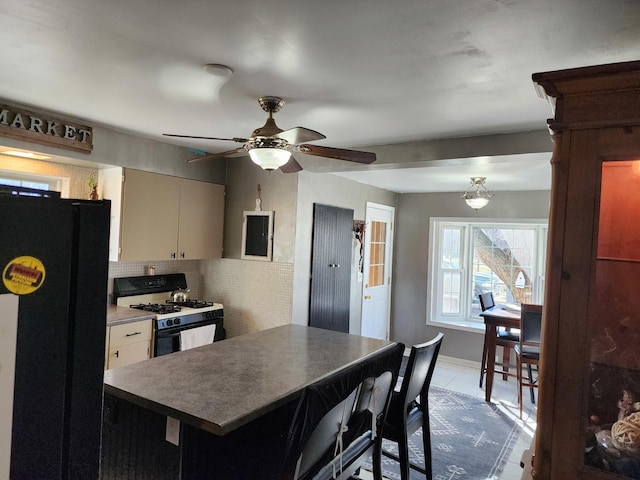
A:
249,147,291,170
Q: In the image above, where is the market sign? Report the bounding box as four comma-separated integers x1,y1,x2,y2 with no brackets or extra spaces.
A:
0,102,93,154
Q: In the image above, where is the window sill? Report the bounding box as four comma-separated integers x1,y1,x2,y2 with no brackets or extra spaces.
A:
427,318,485,334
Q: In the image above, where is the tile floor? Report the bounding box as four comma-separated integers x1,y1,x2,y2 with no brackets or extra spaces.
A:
360,354,537,480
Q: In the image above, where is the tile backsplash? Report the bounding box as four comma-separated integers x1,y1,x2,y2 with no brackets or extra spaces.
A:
108,260,203,304
200,258,293,338
108,258,294,339
0,155,96,199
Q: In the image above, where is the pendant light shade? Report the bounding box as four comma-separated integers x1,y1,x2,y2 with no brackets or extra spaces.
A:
462,177,494,210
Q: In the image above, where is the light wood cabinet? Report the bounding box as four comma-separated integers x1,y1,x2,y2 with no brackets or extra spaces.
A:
105,320,152,370
531,61,640,479
120,168,181,261
177,177,225,260
101,168,225,261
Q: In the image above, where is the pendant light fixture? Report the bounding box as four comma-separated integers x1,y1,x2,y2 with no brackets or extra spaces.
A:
462,177,494,210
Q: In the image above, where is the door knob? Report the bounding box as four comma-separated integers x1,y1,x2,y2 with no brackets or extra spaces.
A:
364,295,371,300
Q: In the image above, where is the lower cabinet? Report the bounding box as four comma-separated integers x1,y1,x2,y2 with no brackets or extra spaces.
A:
105,320,152,369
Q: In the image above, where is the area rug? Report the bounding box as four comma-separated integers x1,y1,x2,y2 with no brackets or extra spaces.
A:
362,386,522,480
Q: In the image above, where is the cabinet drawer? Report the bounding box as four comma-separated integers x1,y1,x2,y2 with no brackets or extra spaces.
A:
109,320,152,348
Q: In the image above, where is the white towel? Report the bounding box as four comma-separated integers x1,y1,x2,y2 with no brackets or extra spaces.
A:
179,324,216,351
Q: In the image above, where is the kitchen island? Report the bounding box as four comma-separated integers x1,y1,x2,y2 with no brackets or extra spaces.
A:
101,324,397,479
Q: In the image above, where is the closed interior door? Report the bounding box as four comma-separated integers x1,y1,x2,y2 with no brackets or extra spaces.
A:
309,204,353,333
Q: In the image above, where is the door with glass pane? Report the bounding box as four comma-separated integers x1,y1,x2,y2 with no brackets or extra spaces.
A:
361,203,394,339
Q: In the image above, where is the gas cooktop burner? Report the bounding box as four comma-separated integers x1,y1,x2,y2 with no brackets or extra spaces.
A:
166,299,214,309
130,303,182,315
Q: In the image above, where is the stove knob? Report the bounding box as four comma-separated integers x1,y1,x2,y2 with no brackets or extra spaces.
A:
174,318,181,325
167,319,173,326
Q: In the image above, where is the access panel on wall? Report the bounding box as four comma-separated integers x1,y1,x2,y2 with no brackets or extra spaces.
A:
309,203,353,333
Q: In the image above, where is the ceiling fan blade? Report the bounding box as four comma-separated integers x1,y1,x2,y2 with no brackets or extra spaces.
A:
186,147,245,163
275,127,326,145
279,156,303,173
297,144,376,164
164,133,248,143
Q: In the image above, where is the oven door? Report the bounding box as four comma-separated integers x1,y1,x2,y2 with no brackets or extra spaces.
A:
154,329,181,357
154,320,224,357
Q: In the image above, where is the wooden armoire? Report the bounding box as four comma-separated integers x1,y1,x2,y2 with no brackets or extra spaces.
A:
531,61,640,479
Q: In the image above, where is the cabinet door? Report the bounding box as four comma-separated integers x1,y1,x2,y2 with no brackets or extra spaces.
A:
177,179,225,259
107,342,150,369
106,320,152,369
120,169,180,261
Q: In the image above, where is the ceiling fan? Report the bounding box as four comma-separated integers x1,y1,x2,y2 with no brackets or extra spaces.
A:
163,96,376,173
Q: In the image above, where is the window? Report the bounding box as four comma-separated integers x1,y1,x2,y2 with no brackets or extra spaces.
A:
0,171,62,192
428,218,547,330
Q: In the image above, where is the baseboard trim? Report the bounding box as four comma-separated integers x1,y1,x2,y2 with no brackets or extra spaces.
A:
438,354,481,369
401,349,481,370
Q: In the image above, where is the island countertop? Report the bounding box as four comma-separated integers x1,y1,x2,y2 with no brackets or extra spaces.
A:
103,324,396,436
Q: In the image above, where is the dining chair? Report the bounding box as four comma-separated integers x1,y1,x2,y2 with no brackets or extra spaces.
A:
478,292,519,388
514,303,543,418
380,333,444,480
281,342,404,480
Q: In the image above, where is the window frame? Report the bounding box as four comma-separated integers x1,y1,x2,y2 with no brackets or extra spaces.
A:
0,170,64,193
427,217,548,332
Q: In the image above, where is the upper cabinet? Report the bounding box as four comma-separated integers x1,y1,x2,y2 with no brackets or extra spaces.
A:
100,168,225,262
532,61,640,479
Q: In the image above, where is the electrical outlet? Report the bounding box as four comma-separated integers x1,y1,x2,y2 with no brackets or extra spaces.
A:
165,416,180,445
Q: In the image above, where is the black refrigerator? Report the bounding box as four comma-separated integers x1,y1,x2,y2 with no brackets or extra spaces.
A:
0,190,110,479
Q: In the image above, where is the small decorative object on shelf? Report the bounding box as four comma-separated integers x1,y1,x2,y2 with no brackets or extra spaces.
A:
88,171,98,200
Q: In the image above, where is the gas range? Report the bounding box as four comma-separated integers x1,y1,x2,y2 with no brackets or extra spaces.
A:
113,273,224,355
127,300,223,330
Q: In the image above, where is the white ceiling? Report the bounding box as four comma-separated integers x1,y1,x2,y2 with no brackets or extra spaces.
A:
2,0,638,193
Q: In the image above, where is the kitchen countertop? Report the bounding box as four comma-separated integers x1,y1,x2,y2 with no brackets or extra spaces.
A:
103,324,395,436
106,305,155,327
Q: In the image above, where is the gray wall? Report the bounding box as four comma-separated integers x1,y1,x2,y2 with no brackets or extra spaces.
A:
392,190,551,361
215,163,396,336
292,171,397,333
223,161,298,263
0,124,227,185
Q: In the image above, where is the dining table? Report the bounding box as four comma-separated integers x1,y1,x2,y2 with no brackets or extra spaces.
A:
101,324,398,480
479,305,521,402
